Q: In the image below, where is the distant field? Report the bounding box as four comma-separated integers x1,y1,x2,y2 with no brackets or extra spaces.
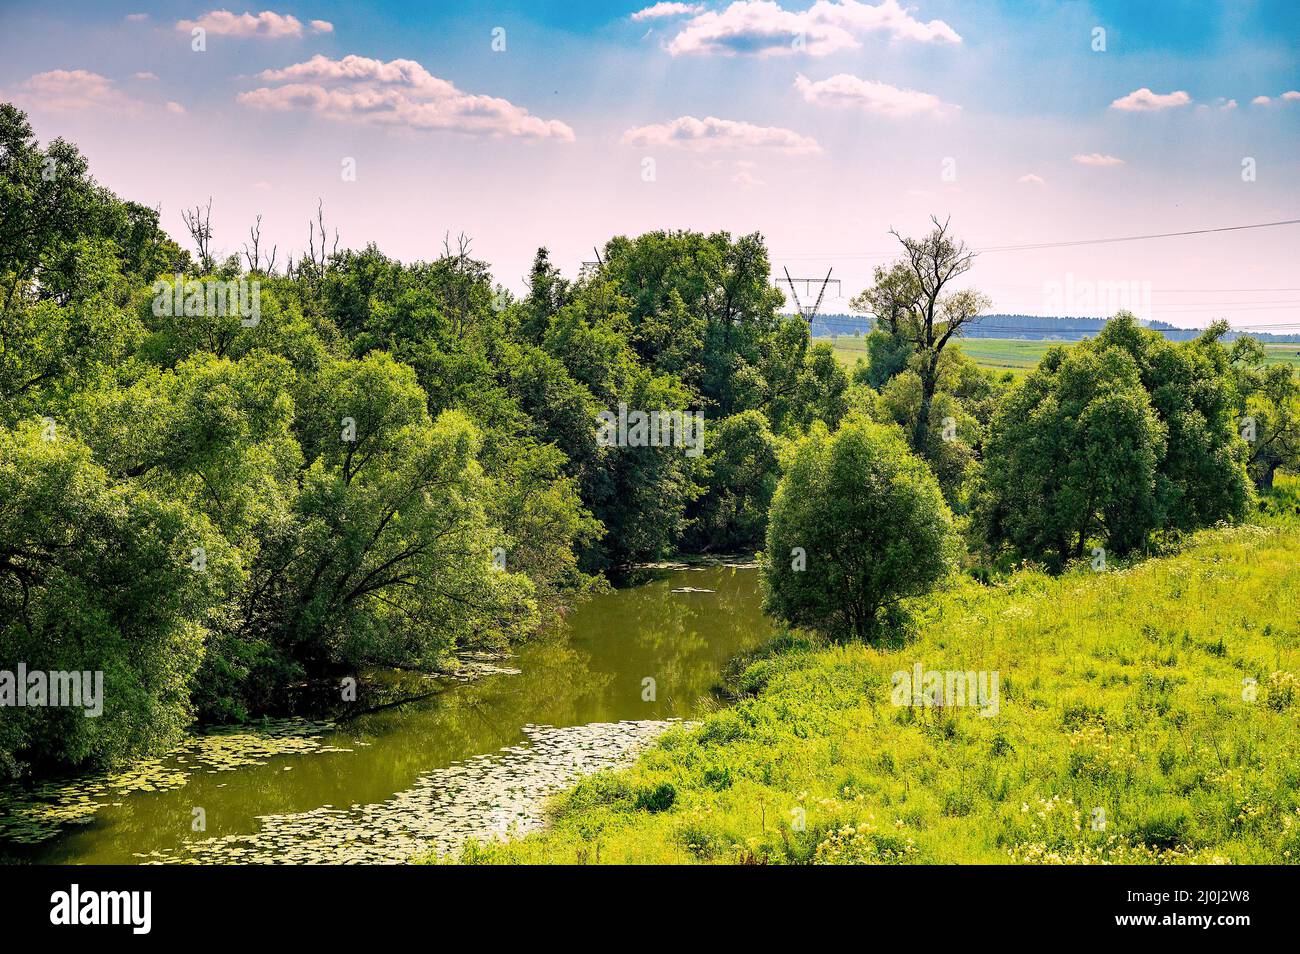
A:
828,336,1300,376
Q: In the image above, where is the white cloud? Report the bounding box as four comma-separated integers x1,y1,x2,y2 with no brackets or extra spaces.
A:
238,54,575,140
134,71,159,81
125,13,149,22
730,160,766,187
310,19,334,33
1255,91,1300,105
664,0,960,58
1251,95,1271,105
621,115,821,153
632,3,704,20
1109,87,1191,111
12,70,142,113
176,10,312,38
166,101,186,114
1072,153,1125,167
1017,173,1044,185
794,72,956,117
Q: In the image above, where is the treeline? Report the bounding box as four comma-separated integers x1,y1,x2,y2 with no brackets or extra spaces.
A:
962,314,1300,343
0,104,846,779
2,104,1298,780
761,218,1298,641
812,312,1300,343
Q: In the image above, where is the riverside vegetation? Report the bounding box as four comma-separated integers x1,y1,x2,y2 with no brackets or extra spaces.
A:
2,101,1298,866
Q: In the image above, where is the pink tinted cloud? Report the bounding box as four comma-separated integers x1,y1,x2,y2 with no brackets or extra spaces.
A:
621,115,821,153
1076,154,1128,167
1072,153,1125,166
794,73,957,117
238,54,575,140
11,70,142,113
175,10,332,38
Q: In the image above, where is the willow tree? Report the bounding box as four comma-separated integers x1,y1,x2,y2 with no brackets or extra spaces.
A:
763,416,957,642
975,342,1167,568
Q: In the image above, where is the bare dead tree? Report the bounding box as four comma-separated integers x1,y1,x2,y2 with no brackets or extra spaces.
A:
288,199,340,297
439,231,479,336
441,230,473,262
301,199,338,279
181,197,215,272
242,214,277,274
850,216,990,449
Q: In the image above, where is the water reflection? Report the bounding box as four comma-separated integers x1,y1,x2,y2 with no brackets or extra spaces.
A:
5,564,769,864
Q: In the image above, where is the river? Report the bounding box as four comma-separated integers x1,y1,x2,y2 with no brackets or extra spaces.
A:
0,562,770,864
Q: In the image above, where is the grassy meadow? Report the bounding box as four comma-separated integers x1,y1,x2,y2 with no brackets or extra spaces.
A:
450,475,1300,865
830,335,1300,377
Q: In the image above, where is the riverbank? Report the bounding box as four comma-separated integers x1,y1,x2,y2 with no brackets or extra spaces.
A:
449,513,1300,864
1,563,771,863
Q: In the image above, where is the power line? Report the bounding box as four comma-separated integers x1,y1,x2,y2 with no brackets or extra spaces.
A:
978,218,1300,252
813,316,1300,334
1078,299,1300,307
771,217,1300,260
979,285,1300,294
992,305,1300,314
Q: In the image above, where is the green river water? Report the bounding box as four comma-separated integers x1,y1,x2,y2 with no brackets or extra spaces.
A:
1,563,769,864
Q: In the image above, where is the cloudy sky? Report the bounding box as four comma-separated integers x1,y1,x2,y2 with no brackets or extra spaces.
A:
1,1,1297,328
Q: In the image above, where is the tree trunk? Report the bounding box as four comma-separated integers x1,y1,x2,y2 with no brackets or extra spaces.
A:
1261,462,1277,491
914,366,936,451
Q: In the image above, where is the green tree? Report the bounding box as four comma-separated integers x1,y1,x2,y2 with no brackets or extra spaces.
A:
518,247,571,344
1232,337,1300,490
270,353,538,670
597,229,787,415
975,342,1166,567
763,416,957,641
686,410,781,551
0,420,236,777
859,325,915,389
1,104,185,420
874,370,977,505
586,370,702,568
1094,315,1251,530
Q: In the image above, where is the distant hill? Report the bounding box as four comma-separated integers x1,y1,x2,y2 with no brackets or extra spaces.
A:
804,312,1300,344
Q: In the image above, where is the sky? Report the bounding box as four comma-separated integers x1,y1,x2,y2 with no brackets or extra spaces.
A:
1,1,1297,329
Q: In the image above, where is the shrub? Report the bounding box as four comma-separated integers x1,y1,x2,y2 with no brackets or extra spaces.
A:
635,782,677,813
762,415,957,641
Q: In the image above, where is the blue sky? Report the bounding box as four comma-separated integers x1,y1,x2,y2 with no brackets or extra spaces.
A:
1,1,1297,327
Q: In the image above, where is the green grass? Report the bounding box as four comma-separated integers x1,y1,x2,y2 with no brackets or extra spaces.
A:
450,479,1300,864
829,336,1300,377
1263,343,1300,369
